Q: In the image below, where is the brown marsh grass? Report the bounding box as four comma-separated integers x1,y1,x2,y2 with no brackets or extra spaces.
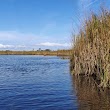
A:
0,49,72,56
70,8,110,88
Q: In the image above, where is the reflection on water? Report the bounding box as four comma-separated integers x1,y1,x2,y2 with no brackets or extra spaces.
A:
72,76,110,110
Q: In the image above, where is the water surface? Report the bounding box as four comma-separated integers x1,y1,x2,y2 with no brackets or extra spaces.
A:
1,55,109,110
72,76,110,110
0,55,78,110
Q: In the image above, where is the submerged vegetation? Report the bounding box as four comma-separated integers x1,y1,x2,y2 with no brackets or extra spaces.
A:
70,8,110,88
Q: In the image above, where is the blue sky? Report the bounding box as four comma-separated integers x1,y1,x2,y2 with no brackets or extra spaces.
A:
0,0,109,50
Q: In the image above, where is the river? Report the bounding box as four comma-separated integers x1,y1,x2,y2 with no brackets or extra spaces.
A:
0,55,78,110
0,55,110,110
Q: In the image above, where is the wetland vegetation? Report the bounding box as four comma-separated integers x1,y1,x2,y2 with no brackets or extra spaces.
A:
70,8,110,88
0,49,72,56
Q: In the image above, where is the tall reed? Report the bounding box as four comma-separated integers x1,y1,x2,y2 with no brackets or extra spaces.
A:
70,9,110,88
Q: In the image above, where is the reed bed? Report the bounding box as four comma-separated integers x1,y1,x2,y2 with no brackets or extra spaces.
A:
70,9,110,88
0,50,72,56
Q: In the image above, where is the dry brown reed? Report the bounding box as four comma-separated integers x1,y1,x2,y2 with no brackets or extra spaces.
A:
70,8,110,88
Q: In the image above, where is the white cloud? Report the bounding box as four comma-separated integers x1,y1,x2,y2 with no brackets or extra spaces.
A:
79,0,98,8
0,44,14,49
85,0,98,8
0,31,38,44
0,30,71,50
0,42,71,50
16,45,26,48
36,42,71,47
0,44,27,49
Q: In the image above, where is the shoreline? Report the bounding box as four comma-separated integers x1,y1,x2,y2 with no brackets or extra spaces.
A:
0,50,71,57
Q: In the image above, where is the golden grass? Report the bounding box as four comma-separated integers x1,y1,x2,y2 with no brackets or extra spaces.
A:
0,49,72,56
70,8,110,88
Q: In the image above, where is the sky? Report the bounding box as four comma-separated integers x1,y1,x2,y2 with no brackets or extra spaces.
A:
0,0,109,50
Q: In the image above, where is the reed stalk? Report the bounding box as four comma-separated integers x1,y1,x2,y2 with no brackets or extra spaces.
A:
70,8,110,88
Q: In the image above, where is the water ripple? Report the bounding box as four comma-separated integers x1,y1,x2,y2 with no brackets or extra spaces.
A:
0,55,78,110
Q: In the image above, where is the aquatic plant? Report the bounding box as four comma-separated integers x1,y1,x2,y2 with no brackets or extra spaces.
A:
70,8,110,88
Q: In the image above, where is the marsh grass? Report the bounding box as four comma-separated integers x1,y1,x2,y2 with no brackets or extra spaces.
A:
0,50,72,56
70,8,110,88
